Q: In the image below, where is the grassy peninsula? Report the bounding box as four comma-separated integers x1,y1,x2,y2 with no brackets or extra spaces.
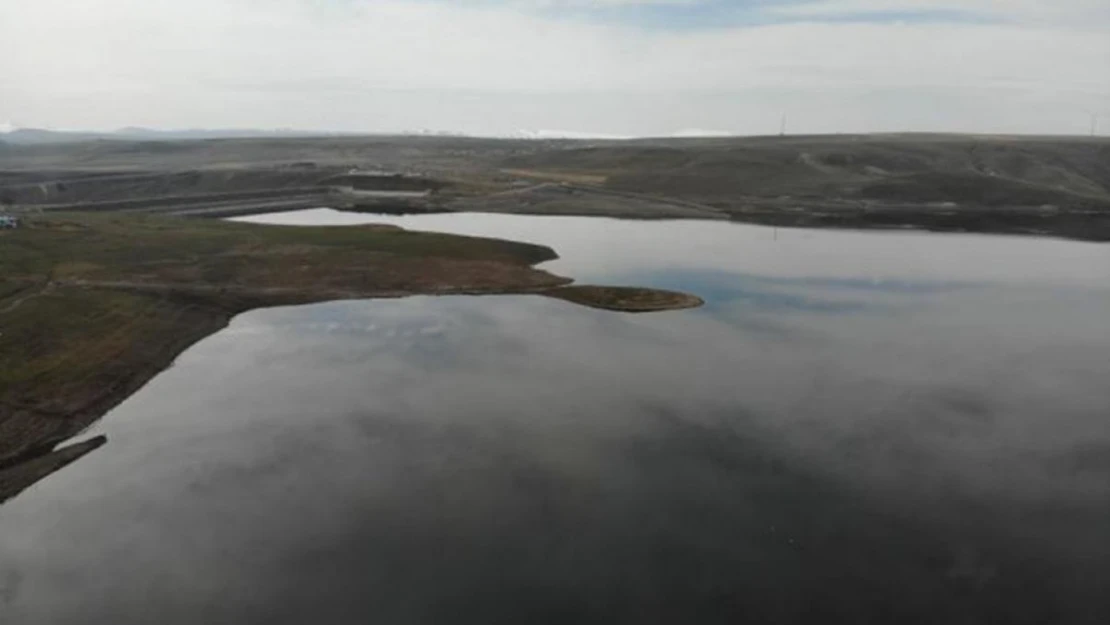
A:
0,213,700,503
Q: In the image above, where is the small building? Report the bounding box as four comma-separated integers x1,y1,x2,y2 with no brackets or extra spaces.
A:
0,214,19,229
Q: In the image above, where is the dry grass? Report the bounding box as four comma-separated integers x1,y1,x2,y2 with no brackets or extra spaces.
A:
544,285,704,313
0,212,573,500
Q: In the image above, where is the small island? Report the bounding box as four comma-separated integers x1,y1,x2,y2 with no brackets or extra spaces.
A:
0,213,700,504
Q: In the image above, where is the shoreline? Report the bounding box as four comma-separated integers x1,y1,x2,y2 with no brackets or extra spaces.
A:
0,214,701,504
4,134,1108,243
34,196,1110,243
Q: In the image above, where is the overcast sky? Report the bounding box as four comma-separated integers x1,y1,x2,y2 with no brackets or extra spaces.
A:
1,0,1108,136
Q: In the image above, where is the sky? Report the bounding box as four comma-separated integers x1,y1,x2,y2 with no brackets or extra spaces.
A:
1,0,1108,136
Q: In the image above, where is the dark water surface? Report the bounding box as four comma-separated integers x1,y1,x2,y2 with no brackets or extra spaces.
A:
3,211,1109,624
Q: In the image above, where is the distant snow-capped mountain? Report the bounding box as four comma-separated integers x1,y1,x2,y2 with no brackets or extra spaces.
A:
504,129,632,140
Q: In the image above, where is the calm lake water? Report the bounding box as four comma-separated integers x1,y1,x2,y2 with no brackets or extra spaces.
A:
2,210,1109,624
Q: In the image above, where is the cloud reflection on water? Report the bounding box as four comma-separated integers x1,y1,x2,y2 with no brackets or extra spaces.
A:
2,214,1109,623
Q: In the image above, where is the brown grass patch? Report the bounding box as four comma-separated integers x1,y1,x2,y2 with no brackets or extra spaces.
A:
543,285,703,312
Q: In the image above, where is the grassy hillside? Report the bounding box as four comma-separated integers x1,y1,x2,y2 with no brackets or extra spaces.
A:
4,134,1110,239
503,135,1110,210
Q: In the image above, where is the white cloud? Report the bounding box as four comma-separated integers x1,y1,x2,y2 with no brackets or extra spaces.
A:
774,0,1110,28
0,0,1107,135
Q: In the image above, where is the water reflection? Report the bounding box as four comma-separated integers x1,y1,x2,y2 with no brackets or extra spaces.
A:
234,208,1110,287
2,212,1109,624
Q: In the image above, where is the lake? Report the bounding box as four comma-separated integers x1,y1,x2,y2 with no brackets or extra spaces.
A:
2,210,1109,624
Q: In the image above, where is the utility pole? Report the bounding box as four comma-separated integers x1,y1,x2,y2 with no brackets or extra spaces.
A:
1091,112,1099,137
779,113,787,137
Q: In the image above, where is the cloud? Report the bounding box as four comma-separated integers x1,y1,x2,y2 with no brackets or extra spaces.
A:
0,0,1107,134
774,0,1110,26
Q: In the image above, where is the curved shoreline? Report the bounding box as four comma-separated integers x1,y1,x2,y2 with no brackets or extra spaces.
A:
0,213,700,504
